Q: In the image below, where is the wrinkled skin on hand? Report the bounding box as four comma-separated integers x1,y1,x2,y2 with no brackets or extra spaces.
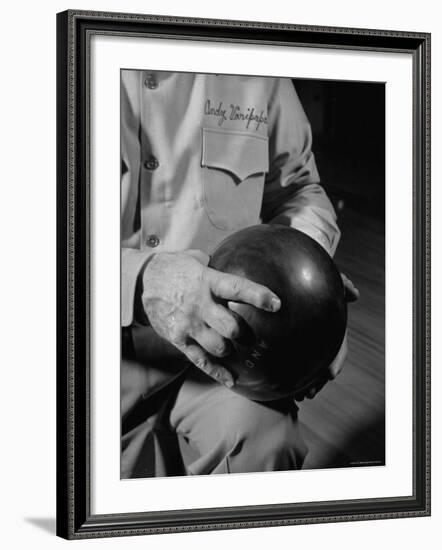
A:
142,250,281,387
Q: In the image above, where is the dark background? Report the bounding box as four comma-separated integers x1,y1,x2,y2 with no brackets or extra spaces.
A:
290,79,386,469
295,79,385,218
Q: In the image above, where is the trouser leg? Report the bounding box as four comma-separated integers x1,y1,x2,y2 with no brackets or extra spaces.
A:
121,356,187,478
169,367,308,475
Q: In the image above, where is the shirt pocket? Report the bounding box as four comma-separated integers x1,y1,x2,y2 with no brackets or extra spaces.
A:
201,127,269,231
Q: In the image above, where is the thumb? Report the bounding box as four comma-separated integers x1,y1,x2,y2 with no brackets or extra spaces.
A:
341,273,360,302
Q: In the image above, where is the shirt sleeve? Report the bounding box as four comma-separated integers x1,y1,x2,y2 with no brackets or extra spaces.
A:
121,248,155,327
262,78,341,257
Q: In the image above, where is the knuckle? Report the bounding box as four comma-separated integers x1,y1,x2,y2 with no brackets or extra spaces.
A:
194,355,208,370
212,342,227,357
168,326,181,343
212,369,224,381
208,366,228,383
195,267,205,285
211,277,222,296
169,335,181,347
229,277,242,297
168,324,187,346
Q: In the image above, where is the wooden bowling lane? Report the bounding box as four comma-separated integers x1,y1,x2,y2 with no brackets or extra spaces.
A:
300,207,385,469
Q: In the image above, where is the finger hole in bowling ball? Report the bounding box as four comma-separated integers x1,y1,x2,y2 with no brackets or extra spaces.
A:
226,304,257,347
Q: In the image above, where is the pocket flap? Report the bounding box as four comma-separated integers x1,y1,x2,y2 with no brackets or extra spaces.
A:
202,127,269,181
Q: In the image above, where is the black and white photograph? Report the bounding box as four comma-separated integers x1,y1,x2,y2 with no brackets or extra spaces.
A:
120,70,385,479
53,8,430,540
1,0,439,544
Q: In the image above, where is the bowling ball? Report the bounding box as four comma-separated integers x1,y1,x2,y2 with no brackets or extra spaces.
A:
208,224,347,401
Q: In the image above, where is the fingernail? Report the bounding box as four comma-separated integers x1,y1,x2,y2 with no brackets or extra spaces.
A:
308,388,316,399
270,297,281,312
225,377,234,388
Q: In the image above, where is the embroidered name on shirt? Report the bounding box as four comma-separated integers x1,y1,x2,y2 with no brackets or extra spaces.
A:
205,100,268,130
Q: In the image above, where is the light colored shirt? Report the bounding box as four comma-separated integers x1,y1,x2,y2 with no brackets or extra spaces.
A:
121,70,340,327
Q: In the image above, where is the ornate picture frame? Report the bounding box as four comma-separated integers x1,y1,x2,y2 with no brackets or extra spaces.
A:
56,10,430,539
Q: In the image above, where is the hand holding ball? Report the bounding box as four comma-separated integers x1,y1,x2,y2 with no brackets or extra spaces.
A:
208,224,347,401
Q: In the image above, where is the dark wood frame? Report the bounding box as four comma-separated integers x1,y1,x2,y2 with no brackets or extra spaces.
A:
56,9,431,539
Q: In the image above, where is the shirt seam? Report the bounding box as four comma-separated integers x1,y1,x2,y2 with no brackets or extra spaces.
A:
202,126,269,141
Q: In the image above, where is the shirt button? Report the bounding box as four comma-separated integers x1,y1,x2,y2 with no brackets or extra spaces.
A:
144,74,157,89
147,234,160,248
144,156,159,170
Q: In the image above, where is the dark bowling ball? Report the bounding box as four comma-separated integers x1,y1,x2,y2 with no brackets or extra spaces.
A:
208,224,347,402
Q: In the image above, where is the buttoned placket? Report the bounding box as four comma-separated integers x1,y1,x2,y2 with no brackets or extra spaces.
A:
140,72,165,250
